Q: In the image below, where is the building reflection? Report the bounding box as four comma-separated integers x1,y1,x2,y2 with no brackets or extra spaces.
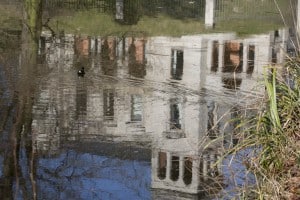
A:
33,28,291,198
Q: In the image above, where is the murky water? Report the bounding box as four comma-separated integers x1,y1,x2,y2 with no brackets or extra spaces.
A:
0,1,297,199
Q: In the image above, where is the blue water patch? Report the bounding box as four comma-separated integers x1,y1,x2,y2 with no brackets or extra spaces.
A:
37,150,151,200
221,148,256,199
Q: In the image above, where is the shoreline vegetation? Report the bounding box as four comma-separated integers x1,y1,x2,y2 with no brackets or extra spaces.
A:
229,60,300,199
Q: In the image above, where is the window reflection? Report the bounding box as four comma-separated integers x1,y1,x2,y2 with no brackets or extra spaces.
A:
101,38,117,76
103,89,114,120
76,83,87,119
207,101,218,139
222,77,242,89
171,156,179,181
170,99,181,130
158,152,167,180
75,36,90,56
131,94,142,121
247,45,255,74
211,41,219,72
128,37,146,78
223,42,243,73
171,49,183,80
183,157,192,185
115,0,140,25
115,0,124,20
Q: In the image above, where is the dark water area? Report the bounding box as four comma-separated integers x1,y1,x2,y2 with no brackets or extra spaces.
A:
0,1,298,199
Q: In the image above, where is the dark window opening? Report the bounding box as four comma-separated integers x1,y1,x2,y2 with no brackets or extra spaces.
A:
171,49,183,80
211,41,219,72
183,157,193,185
76,84,87,119
247,45,255,74
170,101,181,130
171,156,179,181
103,89,114,120
158,152,167,180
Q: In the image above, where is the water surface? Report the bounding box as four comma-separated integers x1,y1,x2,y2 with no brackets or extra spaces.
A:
0,1,297,199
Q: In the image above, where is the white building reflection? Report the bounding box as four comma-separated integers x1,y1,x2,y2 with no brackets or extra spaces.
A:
32,29,292,197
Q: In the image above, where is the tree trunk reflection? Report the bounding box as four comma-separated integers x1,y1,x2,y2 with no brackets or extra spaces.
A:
0,0,42,199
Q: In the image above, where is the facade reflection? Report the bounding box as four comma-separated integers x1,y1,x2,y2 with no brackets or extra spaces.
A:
31,28,291,198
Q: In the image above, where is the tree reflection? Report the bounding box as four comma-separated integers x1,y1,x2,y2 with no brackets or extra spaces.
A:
0,0,42,199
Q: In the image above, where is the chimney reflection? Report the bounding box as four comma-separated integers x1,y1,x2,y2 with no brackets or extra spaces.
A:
224,41,243,73
128,37,146,78
75,36,89,56
101,37,117,76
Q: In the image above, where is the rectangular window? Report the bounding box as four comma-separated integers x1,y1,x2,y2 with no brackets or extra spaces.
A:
171,49,183,80
171,156,179,181
131,94,142,121
170,100,181,130
207,101,217,139
211,41,219,72
224,41,243,73
247,45,255,74
103,89,114,120
184,157,193,185
158,152,167,180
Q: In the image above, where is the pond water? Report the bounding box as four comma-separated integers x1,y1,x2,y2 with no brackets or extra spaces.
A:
0,1,297,200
